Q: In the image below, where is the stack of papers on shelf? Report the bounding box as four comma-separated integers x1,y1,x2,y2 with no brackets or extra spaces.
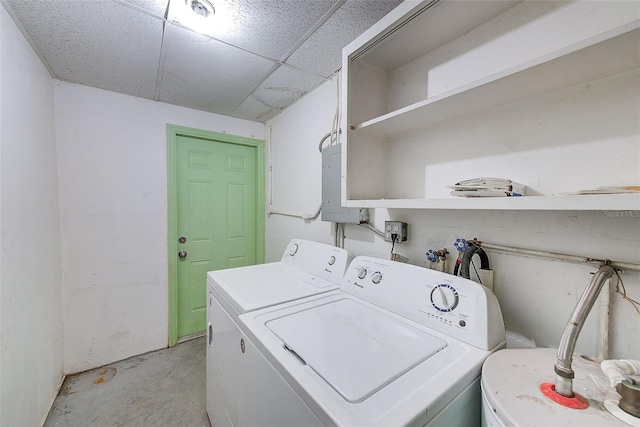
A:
561,186,640,195
448,177,525,197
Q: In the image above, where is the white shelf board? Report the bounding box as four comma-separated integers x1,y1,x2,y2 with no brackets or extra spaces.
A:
345,194,640,211
354,25,640,138
356,0,519,72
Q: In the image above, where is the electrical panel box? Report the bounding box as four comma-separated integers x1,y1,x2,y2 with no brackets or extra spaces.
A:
322,144,368,223
384,221,408,243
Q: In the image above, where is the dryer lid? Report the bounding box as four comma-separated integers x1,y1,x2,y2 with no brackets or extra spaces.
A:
210,263,338,313
266,298,447,403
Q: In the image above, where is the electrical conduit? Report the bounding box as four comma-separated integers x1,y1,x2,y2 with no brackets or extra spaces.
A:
266,125,322,220
266,73,342,221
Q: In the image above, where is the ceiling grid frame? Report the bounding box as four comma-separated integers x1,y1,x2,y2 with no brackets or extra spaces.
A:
3,0,403,122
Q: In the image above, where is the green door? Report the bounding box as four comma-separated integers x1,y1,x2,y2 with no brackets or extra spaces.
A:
168,125,264,345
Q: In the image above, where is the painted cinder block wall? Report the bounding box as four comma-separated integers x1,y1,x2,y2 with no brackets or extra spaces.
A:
1,4,264,422
0,6,63,426
265,75,640,360
55,82,263,374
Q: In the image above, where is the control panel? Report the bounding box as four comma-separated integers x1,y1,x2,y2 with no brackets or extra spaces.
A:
281,239,350,284
342,256,505,350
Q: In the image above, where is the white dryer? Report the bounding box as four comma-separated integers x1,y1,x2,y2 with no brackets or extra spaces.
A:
238,256,506,426
206,239,349,427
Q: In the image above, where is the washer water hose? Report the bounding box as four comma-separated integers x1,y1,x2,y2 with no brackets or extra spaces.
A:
460,243,490,279
452,238,469,276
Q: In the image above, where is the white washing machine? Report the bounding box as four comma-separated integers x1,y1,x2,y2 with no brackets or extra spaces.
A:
238,256,506,426
206,239,350,427
481,348,637,426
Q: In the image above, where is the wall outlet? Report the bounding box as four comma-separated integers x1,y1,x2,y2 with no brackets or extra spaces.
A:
384,221,408,243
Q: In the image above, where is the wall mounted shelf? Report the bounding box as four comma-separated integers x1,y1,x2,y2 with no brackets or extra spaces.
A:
340,0,640,211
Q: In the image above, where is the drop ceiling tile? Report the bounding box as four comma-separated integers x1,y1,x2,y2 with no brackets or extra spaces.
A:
6,0,163,99
6,0,402,121
231,96,278,122
251,64,327,109
286,0,403,77
158,23,277,115
168,0,336,60
233,64,327,122
117,0,169,18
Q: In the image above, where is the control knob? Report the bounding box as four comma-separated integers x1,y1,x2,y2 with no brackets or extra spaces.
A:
289,243,299,256
371,271,383,284
430,284,459,312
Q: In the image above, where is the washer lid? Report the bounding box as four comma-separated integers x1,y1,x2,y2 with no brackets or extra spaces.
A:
266,298,447,403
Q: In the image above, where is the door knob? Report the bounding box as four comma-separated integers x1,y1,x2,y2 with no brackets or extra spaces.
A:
178,250,187,259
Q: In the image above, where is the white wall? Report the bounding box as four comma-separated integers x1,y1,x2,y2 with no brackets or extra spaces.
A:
0,5,63,426
55,82,263,374
266,78,640,359
265,78,338,260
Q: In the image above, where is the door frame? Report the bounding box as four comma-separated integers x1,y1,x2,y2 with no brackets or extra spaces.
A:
167,124,265,346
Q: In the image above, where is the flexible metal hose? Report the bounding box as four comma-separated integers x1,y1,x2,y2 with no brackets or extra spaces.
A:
554,264,616,397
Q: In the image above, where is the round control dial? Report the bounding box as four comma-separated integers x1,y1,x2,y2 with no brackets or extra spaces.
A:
371,271,382,284
288,243,299,256
357,267,367,279
327,255,336,266
430,284,459,312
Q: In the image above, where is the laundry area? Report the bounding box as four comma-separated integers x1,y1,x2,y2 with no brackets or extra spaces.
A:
44,338,209,426
1,0,639,426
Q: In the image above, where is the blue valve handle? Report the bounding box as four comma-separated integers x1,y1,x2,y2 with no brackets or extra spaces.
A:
426,249,439,262
454,238,469,252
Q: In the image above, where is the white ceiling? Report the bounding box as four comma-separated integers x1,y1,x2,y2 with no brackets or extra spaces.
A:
4,0,403,122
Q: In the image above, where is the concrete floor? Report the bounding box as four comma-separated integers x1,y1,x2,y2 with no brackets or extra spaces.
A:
45,337,211,427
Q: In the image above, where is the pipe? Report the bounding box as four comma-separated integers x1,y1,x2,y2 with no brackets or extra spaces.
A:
471,239,639,366
439,250,448,273
598,278,611,360
318,131,335,153
601,359,640,388
268,125,273,207
470,239,640,272
266,125,323,220
607,260,640,272
359,222,386,239
554,264,616,397
266,74,343,221
268,206,321,221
